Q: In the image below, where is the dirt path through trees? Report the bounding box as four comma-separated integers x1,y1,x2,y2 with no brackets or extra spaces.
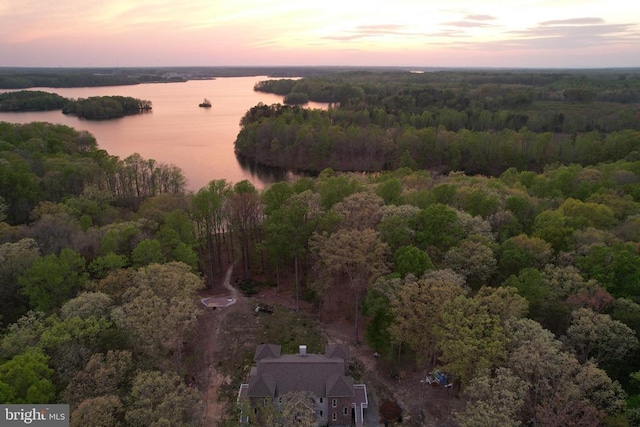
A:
200,265,241,426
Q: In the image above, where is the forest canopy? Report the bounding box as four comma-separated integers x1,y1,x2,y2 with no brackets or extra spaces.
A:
240,70,640,175
2,68,640,426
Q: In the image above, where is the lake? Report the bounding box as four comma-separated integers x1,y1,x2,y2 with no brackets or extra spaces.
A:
0,77,327,192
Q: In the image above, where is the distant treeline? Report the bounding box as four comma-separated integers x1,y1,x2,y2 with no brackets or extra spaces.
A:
239,70,640,175
0,66,374,89
255,70,640,104
0,72,142,89
0,91,151,119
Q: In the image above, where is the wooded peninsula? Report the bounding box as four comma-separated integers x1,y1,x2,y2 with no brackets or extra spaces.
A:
0,91,152,120
1,67,640,426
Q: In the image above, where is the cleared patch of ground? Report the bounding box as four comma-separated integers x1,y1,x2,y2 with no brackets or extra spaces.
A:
192,269,464,426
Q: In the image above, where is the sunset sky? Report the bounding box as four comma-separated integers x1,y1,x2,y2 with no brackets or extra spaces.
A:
1,0,639,68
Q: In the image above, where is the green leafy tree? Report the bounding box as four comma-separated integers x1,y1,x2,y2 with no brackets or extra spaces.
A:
131,239,165,268
332,191,384,230
436,295,507,389
60,292,114,320
504,268,548,317
98,222,144,260
388,270,466,367
576,242,640,298
161,209,196,246
560,198,616,229
610,298,640,335
261,181,294,215
455,368,528,427
87,252,128,280
65,350,133,409
393,245,434,278
112,289,198,370
316,173,361,209
110,263,203,370
0,238,39,326
0,350,56,404
375,177,403,205
228,180,262,279
38,315,114,385
192,179,232,285
171,242,199,270
504,193,538,233
0,311,48,360
155,209,197,267
565,307,638,366
454,186,499,218
71,395,123,427
378,209,419,252
413,203,463,257
498,234,552,280
531,209,575,252
263,190,320,305
310,228,389,343
363,277,401,355
19,248,88,312
474,286,528,325
444,239,497,289
505,318,626,426
125,370,202,426
505,265,599,335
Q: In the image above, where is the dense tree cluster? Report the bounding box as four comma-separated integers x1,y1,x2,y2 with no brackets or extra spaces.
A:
239,70,640,175
62,96,152,120
0,142,203,425
252,165,640,425
238,104,640,174
0,91,67,111
0,122,185,224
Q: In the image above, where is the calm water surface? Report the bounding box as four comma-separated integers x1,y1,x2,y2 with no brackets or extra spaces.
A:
0,77,326,191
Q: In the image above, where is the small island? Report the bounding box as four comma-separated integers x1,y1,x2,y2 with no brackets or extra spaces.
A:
199,98,211,108
63,96,152,120
0,91,152,120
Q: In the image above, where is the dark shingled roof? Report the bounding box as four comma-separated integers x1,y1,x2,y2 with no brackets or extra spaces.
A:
326,373,354,397
248,353,346,398
325,344,350,361
247,373,277,397
240,344,368,424
254,343,281,361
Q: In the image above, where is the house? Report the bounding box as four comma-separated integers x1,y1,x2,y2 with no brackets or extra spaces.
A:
237,343,368,426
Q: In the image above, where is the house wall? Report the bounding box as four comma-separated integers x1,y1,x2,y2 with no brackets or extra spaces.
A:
328,396,353,427
245,395,353,427
316,397,328,425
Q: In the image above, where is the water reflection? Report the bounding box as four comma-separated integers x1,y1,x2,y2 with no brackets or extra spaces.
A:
235,155,316,187
0,77,328,192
